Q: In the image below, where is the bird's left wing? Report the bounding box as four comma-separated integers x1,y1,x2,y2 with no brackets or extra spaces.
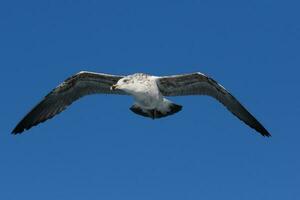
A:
156,72,270,137
12,71,126,134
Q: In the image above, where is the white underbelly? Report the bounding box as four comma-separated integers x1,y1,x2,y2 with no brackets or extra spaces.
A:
133,92,162,109
128,76,163,109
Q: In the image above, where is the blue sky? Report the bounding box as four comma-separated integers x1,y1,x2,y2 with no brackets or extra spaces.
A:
1,0,299,199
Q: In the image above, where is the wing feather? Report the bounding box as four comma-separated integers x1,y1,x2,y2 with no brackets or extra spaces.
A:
12,71,125,134
157,73,271,137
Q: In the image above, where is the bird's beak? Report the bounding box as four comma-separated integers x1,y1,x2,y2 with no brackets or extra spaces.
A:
110,84,118,90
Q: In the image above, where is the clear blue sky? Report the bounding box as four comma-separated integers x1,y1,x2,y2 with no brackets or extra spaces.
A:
1,0,299,199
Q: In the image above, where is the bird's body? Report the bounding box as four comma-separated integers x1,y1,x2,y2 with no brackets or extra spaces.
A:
121,73,162,109
12,71,271,137
115,73,179,118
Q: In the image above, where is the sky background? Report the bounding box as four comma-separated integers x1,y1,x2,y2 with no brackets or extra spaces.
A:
1,0,299,199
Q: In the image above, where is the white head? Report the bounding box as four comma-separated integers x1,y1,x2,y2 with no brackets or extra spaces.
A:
110,73,149,93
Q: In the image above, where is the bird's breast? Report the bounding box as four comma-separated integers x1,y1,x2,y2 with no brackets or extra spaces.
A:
132,86,162,109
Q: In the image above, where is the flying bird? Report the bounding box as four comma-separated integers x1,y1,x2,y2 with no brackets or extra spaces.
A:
12,71,271,137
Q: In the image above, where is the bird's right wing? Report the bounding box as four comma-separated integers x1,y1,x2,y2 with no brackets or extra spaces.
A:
156,72,270,137
12,71,126,134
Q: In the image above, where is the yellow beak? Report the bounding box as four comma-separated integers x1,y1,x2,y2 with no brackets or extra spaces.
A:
110,84,118,90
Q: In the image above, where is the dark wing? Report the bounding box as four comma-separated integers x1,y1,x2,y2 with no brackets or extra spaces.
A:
156,72,270,137
12,71,126,134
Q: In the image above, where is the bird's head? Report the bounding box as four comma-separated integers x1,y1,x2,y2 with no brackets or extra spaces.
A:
111,73,148,93
111,76,136,92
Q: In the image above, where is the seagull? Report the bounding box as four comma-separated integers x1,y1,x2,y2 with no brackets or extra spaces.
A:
12,71,271,137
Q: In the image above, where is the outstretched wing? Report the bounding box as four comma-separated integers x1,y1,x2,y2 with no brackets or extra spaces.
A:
12,71,126,134
156,72,270,137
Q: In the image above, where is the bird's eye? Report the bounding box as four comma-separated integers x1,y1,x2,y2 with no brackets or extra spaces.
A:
123,79,129,83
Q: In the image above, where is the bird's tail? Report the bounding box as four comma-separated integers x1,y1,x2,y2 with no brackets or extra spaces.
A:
130,99,182,119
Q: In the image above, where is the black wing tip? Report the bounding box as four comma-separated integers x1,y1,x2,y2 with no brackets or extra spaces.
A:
261,132,271,137
11,125,27,135
256,126,271,137
261,130,271,137
11,128,23,135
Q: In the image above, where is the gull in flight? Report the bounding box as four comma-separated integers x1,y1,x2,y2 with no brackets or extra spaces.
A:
12,71,271,137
